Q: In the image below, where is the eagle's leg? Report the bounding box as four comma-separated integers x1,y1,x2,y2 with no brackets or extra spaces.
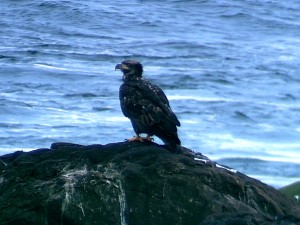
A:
145,134,154,142
126,134,153,142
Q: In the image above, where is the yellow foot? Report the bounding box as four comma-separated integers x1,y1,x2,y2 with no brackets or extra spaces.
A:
126,135,153,142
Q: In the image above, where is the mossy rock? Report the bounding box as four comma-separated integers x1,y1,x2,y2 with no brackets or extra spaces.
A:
280,181,300,205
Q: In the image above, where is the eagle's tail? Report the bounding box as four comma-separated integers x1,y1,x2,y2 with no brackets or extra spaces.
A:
164,135,182,153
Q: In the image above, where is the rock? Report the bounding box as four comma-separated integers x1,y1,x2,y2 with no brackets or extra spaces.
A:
0,142,300,225
280,181,300,206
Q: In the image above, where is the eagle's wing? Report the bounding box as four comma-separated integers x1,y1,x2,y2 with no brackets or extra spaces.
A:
141,80,180,125
123,79,180,127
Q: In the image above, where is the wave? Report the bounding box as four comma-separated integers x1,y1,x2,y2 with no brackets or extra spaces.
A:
34,63,73,71
206,134,300,164
168,95,235,102
33,63,102,76
249,174,300,189
168,94,300,110
65,93,98,98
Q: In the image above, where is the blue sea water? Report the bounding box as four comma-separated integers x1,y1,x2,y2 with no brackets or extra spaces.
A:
1,0,300,188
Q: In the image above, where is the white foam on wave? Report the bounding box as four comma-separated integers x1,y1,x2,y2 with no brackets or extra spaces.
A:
204,133,300,164
248,174,300,189
147,66,213,72
33,63,104,74
42,110,129,125
168,95,235,102
167,92,300,110
102,116,129,123
182,119,199,124
258,123,275,132
263,101,300,109
34,63,71,71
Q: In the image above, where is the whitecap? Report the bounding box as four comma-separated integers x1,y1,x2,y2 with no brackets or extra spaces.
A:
258,123,275,132
182,119,199,124
167,95,235,102
202,133,300,163
33,63,103,74
248,174,300,189
103,116,129,123
34,63,70,71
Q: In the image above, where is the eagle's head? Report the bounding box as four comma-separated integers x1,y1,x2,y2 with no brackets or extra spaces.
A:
115,60,143,81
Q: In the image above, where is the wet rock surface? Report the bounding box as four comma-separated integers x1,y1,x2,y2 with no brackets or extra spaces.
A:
0,142,300,225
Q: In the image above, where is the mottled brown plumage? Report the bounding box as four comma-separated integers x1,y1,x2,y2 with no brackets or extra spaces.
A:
115,60,181,152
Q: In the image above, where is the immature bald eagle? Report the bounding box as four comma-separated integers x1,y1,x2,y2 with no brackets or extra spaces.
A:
115,60,181,152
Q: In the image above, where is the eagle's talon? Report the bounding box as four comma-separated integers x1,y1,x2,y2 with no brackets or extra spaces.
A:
126,135,153,143
145,135,154,142
127,136,143,142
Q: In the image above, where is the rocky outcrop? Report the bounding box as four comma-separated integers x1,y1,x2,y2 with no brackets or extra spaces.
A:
0,142,300,225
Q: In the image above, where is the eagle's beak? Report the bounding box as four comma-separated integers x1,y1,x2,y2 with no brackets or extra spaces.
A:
115,63,129,71
115,63,122,70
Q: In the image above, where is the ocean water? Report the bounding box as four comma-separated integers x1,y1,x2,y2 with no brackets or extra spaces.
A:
1,0,300,188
